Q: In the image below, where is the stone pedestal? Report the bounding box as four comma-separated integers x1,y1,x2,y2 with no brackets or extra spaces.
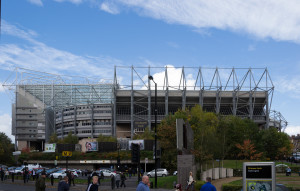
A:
177,155,196,188
212,168,219,180
226,168,233,177
220,168,227,178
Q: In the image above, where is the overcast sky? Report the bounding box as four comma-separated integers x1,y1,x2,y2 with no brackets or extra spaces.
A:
1,0,300,142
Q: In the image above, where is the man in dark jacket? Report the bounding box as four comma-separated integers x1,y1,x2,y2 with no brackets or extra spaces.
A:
66,171,72,187
200,177,216,191
120,172,126,188
58,176,70,191
86,176,99,191
35,172,46,191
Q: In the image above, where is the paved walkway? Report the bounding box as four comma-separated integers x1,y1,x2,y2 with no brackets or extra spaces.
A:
212,177,242,191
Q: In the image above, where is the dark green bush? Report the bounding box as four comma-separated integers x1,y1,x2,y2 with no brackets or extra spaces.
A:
233,169,243,177
222,184,242,191
195,181,205,190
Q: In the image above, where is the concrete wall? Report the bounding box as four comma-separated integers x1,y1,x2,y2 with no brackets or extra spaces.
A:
226,168,233,177
177,155,196,188
212,168,219,180
220,168,227,178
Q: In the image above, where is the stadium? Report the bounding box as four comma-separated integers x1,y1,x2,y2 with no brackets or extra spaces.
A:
3,66,287,151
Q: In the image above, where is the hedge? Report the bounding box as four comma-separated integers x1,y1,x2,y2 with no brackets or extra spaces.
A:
222,184,243,191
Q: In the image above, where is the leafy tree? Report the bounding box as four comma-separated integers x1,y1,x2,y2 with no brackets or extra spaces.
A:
96,134,117,142
133,128,154,140
49,133,59,143
62,132,79,144
261,128,292,160
236,139,263,160
0,132,15,165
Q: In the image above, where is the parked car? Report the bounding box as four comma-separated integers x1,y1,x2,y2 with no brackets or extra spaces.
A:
14,167,25,174
173,171,177,176
147,168,169,177
51,170,67,179
90,169,116,177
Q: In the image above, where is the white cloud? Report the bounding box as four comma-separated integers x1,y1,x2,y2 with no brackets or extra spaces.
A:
101,0,300,43
0,114,14,143
54,0,83,4
27,0,43,6
274,76,300,98
0,21,122,79
284,125,300,136
248,45,256,51
167,42,179,49
0,82,4,92
100,2,120,14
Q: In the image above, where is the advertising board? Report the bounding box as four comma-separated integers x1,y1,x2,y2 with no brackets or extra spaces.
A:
85,142,98,151
243,162,275,191
44,143,56,152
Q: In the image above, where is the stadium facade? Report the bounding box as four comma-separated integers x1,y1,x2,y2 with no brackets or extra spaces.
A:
3,66,287,151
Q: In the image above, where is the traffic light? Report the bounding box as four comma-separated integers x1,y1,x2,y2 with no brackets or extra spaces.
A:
131,143,140,163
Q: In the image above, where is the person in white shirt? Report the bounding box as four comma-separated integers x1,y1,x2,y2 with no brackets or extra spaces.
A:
186,171,195,191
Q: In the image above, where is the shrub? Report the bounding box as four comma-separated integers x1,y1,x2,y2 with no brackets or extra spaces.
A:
222,184,243,191
194,181,205,190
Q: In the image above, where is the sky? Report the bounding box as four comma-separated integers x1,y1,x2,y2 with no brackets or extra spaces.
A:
1,0,300,142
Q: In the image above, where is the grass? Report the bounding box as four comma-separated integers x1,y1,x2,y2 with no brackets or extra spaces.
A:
200,160,300,170
149,175,177,189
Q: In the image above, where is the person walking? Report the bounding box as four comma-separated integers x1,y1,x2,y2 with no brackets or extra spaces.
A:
0,168,3,182
67,171,72,187
51,174,54,186
200,177,216,191
86,176,99,191
71,171,75,186
4,169,9,181
120,172,126,188
115,173,121,188
35,172,46,191
57,176,69,191
186,171,195,191
32,169,36,181
136,175,150,191
111,174,116,190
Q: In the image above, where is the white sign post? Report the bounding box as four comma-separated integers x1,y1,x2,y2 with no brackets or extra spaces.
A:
145,158,148,175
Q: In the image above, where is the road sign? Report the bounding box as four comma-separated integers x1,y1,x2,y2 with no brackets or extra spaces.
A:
62,151,72,157
145,158,148,163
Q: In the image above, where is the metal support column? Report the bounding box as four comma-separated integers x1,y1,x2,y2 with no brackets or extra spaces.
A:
131,66,134,139
249,92,253,119
232,91,237,116
165,67,169,115
265,91,269,129
148,66,151,131
91,104,94,138
113,66,117,137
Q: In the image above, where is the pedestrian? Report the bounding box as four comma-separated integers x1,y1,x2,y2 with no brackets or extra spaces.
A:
0,168,4,181
35,172,46,191
111,174,115,190
128,168,132,179
286,167,292,176
120,172,126,188
115,173,121,188
186,171,195,191
4,170,9,180
136,175,150,191
12,172,14,182
71,171,75,186
141,169,144,176
175,184,182,191
51,174,54,186
200,177,216,191
58,176,70,191
86,176,99,191
32,169,36,181
67,171,72,187
88,175,91,185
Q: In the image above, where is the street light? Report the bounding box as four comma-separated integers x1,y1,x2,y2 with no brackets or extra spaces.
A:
148,75,157,188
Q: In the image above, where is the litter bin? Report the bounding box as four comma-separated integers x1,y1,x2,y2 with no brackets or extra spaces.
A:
150,182,153,189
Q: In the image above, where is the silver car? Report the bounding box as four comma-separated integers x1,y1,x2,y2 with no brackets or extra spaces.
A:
147,168,169,177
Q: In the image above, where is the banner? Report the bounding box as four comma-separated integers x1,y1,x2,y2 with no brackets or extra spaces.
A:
85,142,98,151
129,140,144,150
45,143,56,152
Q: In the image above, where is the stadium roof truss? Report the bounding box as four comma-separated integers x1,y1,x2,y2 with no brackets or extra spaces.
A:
113,66,287,135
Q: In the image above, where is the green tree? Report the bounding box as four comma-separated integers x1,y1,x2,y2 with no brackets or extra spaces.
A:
49,133,59,143
0,132,15,165
261,128,292,160
133,128,154,140
62,132,79,144
96,134,117,142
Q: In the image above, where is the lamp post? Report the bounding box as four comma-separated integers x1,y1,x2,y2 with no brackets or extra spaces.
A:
148,75,157,188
